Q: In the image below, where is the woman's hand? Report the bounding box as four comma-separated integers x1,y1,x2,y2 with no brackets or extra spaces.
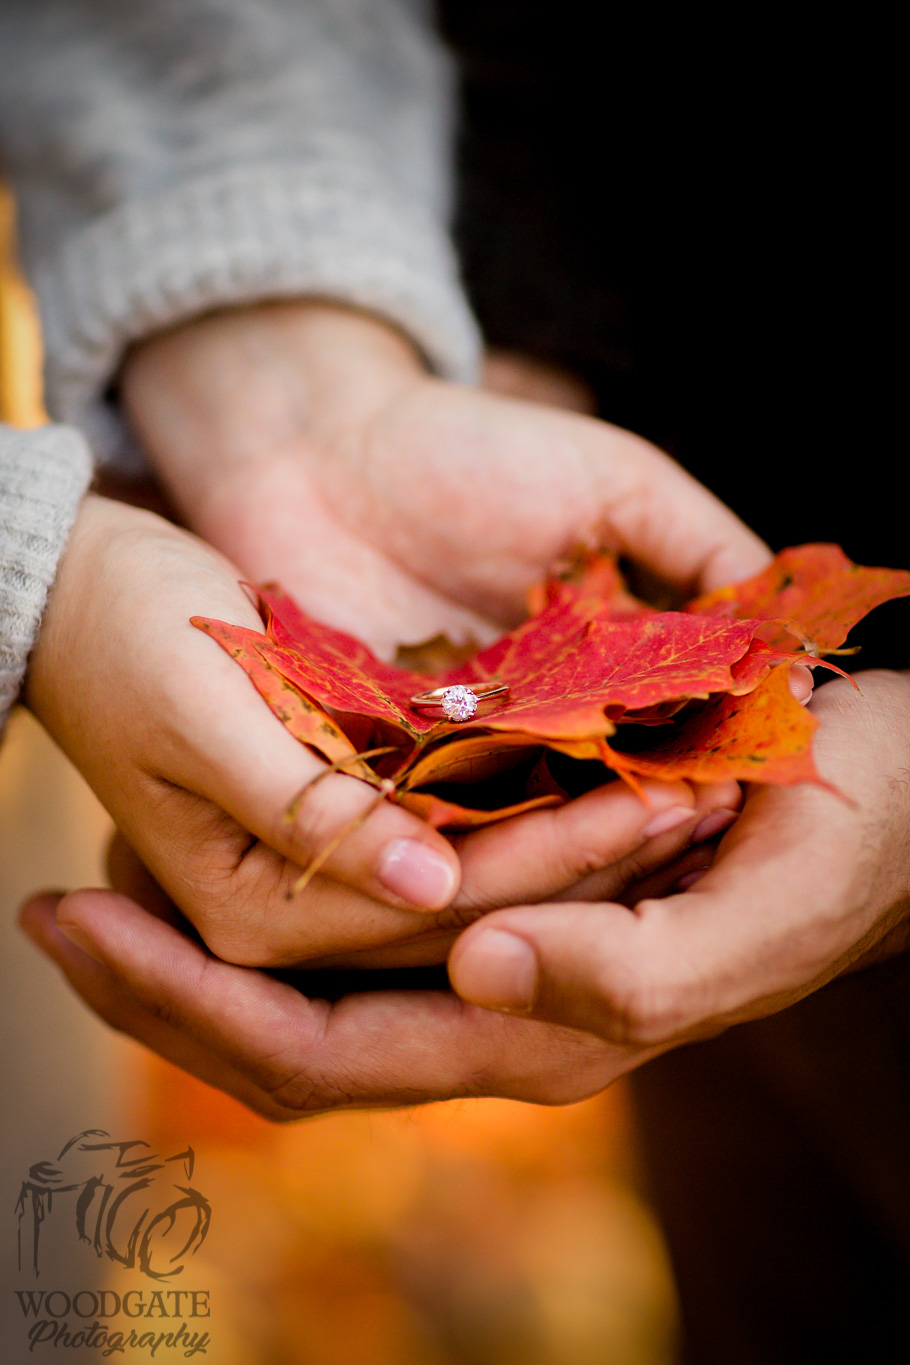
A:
27,494,743,971
448,671,910,1044
25,495,468,965
120,301,771,660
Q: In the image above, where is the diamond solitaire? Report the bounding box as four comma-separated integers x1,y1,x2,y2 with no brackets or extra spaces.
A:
440,685,479,722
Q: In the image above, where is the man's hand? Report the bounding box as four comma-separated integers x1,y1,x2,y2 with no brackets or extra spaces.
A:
120,301,771,659
19,886,634,1121
22,675,901,1123
448,671,910,1044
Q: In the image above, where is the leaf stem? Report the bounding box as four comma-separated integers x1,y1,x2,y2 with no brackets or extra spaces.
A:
282,747,400,826
286,779,397,900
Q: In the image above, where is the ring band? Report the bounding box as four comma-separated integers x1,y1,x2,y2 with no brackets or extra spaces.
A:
410,683,510,723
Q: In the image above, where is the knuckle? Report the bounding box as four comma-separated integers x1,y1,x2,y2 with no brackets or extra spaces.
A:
228,1090,304,1124
516,1038,608,1105
255,1101,310,1126
262,1066,350,1116
436,897,487,932
598,951,684,1047
191,853,292,968
196,903,294,969
260,1073,320,1115
542,810,612,887
611,849,653,890
140,952,219,1032
251,1014,344,1117
566,838,617,883
192,904,263,967
279,791,336,862
200,933,268,968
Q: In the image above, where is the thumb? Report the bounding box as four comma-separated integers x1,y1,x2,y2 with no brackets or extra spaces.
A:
447,899,699,1045
583,423,772,594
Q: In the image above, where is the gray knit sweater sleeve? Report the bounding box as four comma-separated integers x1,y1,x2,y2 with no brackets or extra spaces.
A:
0,424,92,731
0,0,480,470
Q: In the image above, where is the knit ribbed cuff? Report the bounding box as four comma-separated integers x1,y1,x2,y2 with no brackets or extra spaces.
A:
34,163,483,472
0,423,92,731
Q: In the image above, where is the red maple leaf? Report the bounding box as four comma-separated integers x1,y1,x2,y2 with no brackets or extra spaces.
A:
686,543,909,652
192,545,910,828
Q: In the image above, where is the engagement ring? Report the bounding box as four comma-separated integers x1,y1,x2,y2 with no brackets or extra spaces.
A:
409,683,511,723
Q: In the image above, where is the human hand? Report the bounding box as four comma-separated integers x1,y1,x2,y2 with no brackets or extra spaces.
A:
20,664,889,1123
30,654,869,1120
120,301,772,660
27,494,746,971
102,770,745,973
25,494,469,966
447,671,910,1045
16,703,743,1124
117,303,821,980
18,884,638,1121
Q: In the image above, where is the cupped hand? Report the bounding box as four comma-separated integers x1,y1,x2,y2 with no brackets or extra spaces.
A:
448,671,910,1045
22,665,899,1124
27,494,743,971
120,301,771,659
19,886,635,1121
26,495,467,966
103,771,745,972
10,747,742,1121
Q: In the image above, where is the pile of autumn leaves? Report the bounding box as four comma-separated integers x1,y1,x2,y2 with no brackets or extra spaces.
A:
194,546,910,830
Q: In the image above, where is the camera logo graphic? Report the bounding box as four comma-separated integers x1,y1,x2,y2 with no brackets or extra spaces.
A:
16,1130,211,1282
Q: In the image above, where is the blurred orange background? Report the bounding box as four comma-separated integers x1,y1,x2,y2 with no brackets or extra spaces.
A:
1,186,678,1365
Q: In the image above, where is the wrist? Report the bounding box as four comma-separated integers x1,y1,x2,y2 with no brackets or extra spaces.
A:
25,495,169,721
119,300,427,516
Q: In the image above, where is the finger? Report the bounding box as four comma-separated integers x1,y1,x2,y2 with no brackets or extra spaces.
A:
579,421,773,592
112,797,458,971
452,778,740,913
365,385,770,613
139,619,461,913
789,663,815,704
167,770,737,971
202,829,458,967
33,509,461,918
447,777,866,1044
615,842,718,905
448,894,750,1044
35,888,628,1111
547,780,740,905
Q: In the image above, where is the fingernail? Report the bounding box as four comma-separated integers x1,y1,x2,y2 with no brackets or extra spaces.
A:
377,838,457,910
691,809,738,844
675,870,706,892
57,922,103,963
451,929,538,1012
642,806,693,839
789,663,815,705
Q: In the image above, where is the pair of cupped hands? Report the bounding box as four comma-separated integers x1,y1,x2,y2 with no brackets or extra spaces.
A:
22,302,910,1120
